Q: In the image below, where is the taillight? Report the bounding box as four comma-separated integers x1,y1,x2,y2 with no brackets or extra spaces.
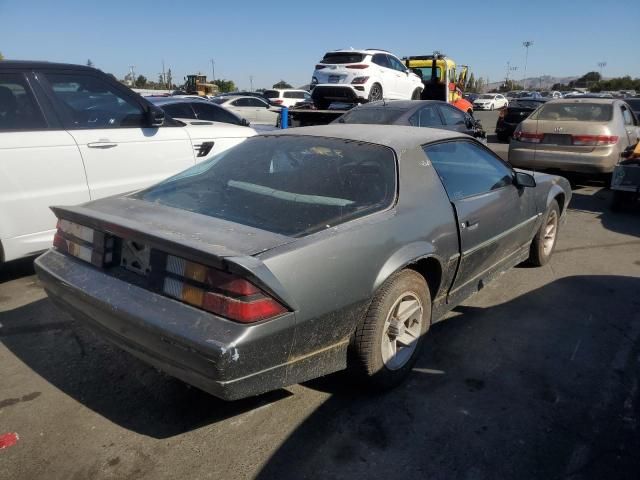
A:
53,219,116,267
351,76,369,85
271,99,283,105
162,255,287,323
513,131,543,143
315,64,327,70
346,64,369,69
572,135,618,146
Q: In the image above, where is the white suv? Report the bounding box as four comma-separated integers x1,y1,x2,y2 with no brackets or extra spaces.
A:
0,61,256,264
263,89,312,108
310,49,423,108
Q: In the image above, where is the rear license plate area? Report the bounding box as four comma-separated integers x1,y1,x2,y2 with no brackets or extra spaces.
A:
120,239,151,276
543,134,572,145
328,75,341,83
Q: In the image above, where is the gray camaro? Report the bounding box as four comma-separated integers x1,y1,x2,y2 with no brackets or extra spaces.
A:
35,125,571,400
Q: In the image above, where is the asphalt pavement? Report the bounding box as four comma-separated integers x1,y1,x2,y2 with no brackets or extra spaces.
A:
1,141,639,479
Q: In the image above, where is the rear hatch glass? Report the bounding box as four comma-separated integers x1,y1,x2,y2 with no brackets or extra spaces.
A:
320,52,366,64
134,136,397,237
263,90,280,99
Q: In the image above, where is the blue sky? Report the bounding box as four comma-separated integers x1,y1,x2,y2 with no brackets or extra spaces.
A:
1,0,639,90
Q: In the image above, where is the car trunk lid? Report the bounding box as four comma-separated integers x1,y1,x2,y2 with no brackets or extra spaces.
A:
517,119,617,153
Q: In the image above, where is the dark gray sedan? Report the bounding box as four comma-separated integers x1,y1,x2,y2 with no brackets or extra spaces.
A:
35,125,571,400
334,100,487,141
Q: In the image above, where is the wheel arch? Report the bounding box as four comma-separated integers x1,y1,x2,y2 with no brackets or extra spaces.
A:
546,183,568,215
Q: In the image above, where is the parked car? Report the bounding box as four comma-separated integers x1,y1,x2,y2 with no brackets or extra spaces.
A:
509,99,640,176
211,95,280,125
148,97,249,126
263,89,312,108
611,141,640,210
0,61,256,264
463,93,480,103
310,49,424,108
624,98,640,118
473,93,508,110
540,91,563,99
518,92,544,100
495,98,547,142
36,124,571,401
333,100,486,141
213,91,282,107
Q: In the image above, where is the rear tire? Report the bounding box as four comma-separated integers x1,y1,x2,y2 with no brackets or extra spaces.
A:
350,270,430,390
528,200,560,266
496,132,509,143
490,103,495,111
611,190,628,212
411,88,422,100
368,83,383,103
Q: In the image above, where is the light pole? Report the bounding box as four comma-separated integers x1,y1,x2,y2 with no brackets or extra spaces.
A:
129,65,136,86
522,41,534,90
210,59,215,82
597,61,606,80
249,75,254,92
505,61,518,89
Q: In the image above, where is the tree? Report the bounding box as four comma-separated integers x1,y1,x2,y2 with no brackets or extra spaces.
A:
498,79,523,92
273,80,293,89
135,75,147,87
213,79,236,93
166,69,173,89
86,59,94,68
0,51,4,61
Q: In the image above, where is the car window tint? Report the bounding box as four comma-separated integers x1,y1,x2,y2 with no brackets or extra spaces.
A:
0,74,47,130
283,91,305,99
423,141,513,200
387,56,406,72
231,98,249,107
409,105,443,127
245,97,267,107
439,105,466,125
162,103,195,119
372,54,391,69
192,102,240,124
321,52,366,64
135,136,397,237
263,90,279,99
532,103,613,122
44,73,145,129
339,107,404,125
621,106,633,126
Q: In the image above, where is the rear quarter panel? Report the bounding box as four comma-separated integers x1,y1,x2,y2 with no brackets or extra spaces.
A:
258,146,460,359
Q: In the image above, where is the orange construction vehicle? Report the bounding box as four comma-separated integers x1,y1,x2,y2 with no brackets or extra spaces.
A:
403,53,473,114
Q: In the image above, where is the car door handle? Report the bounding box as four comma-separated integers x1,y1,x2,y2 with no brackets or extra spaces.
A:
87,142,118,149
461,220,480,231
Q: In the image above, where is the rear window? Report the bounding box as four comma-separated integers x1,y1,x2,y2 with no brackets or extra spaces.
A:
283,91,305,99
337,107,405,125
531,103,613,122
510,100,545,109
210,97,227,104
263,90,280,99
320,52,366,64
134,136,397,237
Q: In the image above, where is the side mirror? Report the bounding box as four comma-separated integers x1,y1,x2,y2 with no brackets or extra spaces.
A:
146,106,165,127
241,118,250,127
514,171,536,188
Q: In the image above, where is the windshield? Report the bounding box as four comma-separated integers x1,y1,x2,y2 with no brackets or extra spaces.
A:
134,136,397,237
531,103,613,122
320,52,366,64
411,67,441,81
337,107,405,125
511,100,545,109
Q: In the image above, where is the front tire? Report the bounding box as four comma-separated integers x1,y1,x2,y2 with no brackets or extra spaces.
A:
368,83,383,102
528,200,560,266
490,103,495,111
350,270,431,390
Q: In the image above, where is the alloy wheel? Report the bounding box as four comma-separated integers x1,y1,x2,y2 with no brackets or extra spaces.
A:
381,292,423,370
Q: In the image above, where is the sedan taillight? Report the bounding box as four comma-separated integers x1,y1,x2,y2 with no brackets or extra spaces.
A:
53,219,116,267
572,135,618,146
315,64,327,70
345,64,369,69
513,131,543,143
162,255,287,323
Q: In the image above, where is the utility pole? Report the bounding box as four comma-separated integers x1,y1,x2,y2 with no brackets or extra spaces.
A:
249,75,254,92
210,59,215,82
597,61,606,80
162,60,166,88
522,41,533,90
128,65,136,86
505,61,518,88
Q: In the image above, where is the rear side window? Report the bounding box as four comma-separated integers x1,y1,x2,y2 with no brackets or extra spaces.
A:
0,74,47,131
372,54,391,69
409,105,443,127
161,103,196,119
283,91,305,99
439,105,466,125
135,136,397,237
531,103,613,122
423,141,513,200
44,73,146,128
321,52,366,64
339,107,404,125
192,102,240,125
263,90,280,99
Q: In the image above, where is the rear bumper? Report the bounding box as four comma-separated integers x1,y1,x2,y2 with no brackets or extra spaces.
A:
35,250,346,400
508,143,618,174
311,85,367,103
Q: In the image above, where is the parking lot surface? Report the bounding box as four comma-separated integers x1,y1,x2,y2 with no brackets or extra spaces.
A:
1,165,640,479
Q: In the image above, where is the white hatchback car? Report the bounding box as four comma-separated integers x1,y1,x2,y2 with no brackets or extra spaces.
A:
0,61,256,264
211,95,280,125
473,94,509,110
310,49,424,108
263,89,311,108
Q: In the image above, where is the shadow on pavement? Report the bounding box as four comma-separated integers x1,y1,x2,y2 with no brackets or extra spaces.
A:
3,276,640,479
0,256,37,284
569,188,640,238
257,275,640,480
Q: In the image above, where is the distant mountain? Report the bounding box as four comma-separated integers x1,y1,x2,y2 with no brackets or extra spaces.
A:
485,75,581,91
